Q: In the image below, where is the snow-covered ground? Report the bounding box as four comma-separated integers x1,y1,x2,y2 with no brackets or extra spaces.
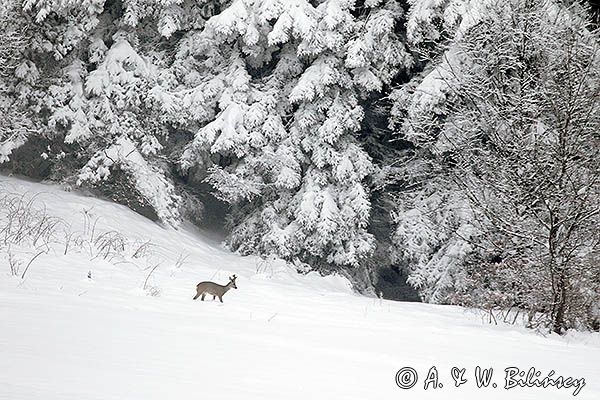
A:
0,175,598,400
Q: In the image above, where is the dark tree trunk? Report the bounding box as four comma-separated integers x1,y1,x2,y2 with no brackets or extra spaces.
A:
552,271,567,334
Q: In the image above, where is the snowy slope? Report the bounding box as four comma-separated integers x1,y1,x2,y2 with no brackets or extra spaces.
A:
0,175,598,400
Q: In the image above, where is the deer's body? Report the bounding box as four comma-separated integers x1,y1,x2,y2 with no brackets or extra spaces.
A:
193,275,237,303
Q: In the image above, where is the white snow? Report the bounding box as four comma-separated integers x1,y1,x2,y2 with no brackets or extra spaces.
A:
0,175,598,400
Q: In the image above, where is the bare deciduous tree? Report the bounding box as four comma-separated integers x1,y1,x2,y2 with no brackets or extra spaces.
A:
451,1,600,333
402,0,600,332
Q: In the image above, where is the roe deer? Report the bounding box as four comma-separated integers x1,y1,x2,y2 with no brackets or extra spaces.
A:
193,275,237,303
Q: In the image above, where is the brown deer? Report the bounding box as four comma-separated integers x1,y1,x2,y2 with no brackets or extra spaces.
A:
193,275,237,303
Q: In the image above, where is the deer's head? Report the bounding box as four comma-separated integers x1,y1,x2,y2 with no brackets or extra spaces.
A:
229,275,238,289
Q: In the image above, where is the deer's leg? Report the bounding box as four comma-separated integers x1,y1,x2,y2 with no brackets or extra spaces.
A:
218,296,223,303
193,292,200,300
213,295,216,300
201,293,205,301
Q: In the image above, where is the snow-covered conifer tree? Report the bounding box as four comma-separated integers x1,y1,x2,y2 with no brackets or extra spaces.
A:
6,0,190,224
0,1,34,163
155,0,415,267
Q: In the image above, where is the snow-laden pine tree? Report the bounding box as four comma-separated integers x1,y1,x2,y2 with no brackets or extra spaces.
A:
387,153,478,303
3,0,199,224
384,0,477,302
150,0,415,267
0,1,34,163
